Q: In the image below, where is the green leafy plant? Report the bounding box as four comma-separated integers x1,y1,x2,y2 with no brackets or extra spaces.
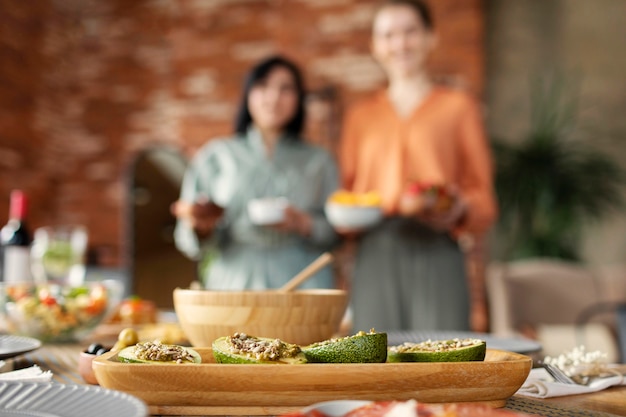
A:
491,75,624,261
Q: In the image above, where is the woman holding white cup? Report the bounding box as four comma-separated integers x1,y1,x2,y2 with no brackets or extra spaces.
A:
172,55,339,290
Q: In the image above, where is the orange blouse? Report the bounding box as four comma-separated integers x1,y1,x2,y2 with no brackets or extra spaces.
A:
339,86,498,237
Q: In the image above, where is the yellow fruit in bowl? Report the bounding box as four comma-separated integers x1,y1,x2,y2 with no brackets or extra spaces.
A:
328,190,381,207
357,191,382,207
328,190,355,205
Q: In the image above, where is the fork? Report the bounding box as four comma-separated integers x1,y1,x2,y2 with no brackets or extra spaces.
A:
540,362,578,385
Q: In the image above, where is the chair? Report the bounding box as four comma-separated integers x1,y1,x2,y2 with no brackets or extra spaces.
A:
486,258,626,362
618,304,626,362
576,301,626,363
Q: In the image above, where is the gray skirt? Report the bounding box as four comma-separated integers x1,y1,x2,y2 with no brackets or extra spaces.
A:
350,217,469,333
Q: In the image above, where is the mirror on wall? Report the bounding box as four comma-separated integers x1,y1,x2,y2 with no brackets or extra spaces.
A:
127,146,197,309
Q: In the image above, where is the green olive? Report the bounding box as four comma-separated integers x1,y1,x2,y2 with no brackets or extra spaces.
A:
118,327,138,346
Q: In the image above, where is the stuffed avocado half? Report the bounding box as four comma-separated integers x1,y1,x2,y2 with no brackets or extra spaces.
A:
212,333,308,364
302,330,388,363
117,341,201,364
387,338,486,363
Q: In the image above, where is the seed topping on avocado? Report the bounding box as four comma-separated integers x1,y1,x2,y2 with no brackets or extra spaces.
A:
227,332,301,361
132,341,196,363
307,329,375,348
390,338,484,354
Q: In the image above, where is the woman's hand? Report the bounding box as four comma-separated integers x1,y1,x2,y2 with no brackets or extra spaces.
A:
171,199,224,238
271,205,313,237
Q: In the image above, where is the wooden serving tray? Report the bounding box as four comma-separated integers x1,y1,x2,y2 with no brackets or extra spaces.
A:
92,348,532,416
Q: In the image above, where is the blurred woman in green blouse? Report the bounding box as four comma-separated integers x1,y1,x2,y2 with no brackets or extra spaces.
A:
171,55,339,289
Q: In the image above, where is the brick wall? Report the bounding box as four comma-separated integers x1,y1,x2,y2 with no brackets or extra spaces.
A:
0,0,485,267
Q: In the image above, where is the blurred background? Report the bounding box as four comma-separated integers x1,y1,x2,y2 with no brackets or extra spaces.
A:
1,0,625,321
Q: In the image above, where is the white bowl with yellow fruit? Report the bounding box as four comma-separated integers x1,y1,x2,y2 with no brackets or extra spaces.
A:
325,190,383,232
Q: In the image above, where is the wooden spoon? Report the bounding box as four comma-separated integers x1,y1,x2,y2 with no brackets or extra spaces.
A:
278,252,334,292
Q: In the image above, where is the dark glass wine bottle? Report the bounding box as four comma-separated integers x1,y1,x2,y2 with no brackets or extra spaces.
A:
0,190,33,283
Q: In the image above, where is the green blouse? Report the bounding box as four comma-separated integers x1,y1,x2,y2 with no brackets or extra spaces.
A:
174,128,339,289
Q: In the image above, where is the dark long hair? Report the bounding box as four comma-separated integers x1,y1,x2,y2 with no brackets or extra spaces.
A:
233,55,306,140
375,0,434,31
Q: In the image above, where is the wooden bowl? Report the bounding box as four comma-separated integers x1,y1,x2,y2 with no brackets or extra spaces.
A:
173,288,349,346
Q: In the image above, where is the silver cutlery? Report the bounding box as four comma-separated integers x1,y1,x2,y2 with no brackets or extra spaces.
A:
540,362,580,385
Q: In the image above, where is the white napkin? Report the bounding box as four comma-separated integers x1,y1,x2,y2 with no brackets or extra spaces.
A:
516,367,625,398
0,360,53,383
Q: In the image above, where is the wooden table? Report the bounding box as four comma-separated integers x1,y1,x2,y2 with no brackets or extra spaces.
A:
5,343,626,417
507,391,626,417
540,388,626,416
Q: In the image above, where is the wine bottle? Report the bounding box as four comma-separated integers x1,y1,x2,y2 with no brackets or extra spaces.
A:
0,190,33,283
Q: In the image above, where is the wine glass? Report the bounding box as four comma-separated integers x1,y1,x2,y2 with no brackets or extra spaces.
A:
30,225,88,286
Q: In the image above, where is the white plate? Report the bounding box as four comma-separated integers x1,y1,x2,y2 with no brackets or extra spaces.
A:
301,400,372,416
0,336,41,360
0,382,147,417
387,330,542,354
298,400,538,417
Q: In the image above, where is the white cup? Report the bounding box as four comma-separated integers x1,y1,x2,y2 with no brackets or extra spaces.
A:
247,197,288,225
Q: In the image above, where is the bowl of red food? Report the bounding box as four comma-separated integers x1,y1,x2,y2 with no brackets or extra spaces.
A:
399,182,454,217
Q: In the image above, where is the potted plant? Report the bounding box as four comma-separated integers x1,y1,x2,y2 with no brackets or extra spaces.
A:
491,75,624,261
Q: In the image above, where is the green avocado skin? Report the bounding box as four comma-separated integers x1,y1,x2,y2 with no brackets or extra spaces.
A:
302,333,388,363
386,342,486,363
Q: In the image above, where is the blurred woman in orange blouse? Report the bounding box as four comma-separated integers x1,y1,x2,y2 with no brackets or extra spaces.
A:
339,0,497,333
